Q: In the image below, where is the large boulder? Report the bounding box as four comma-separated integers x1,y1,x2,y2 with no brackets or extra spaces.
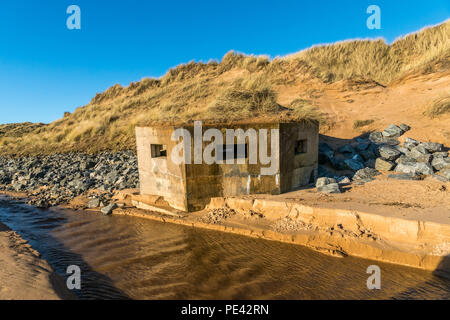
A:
319,143,334,164
375,158,396,171
378,145,402,161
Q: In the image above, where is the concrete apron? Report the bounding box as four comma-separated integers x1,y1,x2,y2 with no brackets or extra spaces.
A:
115,196,450,275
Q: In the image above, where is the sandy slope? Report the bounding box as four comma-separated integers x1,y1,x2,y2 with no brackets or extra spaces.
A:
0,222,74,300
277,72,450,147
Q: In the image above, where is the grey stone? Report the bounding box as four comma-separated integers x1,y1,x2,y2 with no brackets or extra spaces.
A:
431,156,450,171
378,145,402,161
415,154,433,164
409,145,429,159
387,173,422,181
369,132,383,143
431,174,449,182
364,159,376,169
433,152,448,158
344,159,365,171
317,183,341,194
337,145,355,154
419,142,443,153
399,124,411,132
393,145,409,155
337,176,351,184
395,162,434,175
353,168,381,181
316,177,337,188
403,137,419,150
396,155,416,165
360,148,377,161
375,158,396,171
88,198,100,208
101,203,118,215
439,169,450,180
355,142,370,151
382,124,404,138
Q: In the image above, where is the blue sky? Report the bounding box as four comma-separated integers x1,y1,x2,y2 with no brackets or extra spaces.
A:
0,1,448,124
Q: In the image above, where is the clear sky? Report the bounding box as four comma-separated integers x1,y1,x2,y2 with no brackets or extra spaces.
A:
0,0,448,124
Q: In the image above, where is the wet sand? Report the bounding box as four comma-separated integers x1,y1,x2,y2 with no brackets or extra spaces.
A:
0,221,74,300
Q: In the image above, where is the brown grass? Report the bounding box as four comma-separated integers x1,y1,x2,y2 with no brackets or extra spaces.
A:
423,96,450,118
353,119,375,129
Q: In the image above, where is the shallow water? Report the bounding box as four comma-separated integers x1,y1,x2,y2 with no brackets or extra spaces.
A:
0,196,449,300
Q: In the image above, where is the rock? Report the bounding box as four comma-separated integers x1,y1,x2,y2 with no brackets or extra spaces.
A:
375,158,396,171
399,124,411,132
419,142,443,153
353,168,381,181
344,159,365,171
395,162,434,175
393,145,409,155
415,154,433,164
364,158,376,168
433,152,448,158
439,169,450,180
317,183,341,194
35,199,50,209
337,176,351,184
316,177,337,188
369,132,383,143
396,155,415,165
387,173,422,181
101,203,118,215
355,142,370,151
318,165,332,178
432,156,450,171
378,145,402,161
337,145,355,154
318,143,334,164
382,124,404,138
431,174,449,182
403,137,419,150
409,145,429,159
88,198,100,208
360,148,377,161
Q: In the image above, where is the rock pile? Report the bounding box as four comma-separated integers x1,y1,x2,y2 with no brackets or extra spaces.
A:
318,124,449,192
0,151,139,208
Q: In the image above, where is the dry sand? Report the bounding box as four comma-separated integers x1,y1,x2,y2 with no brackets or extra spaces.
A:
0,222,74,300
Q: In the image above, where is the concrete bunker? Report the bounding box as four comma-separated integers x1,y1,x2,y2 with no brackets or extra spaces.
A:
135,121,319,212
